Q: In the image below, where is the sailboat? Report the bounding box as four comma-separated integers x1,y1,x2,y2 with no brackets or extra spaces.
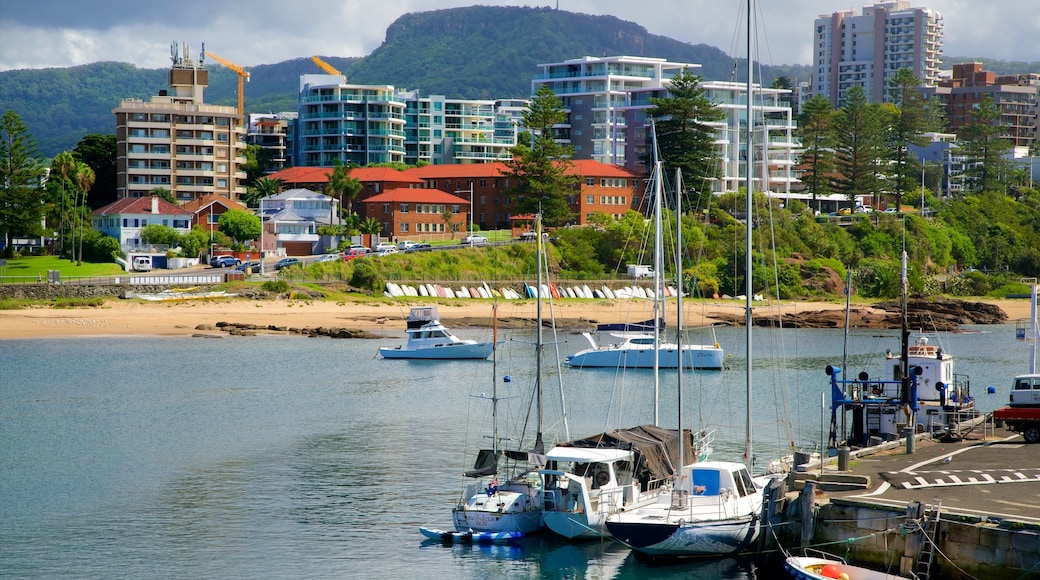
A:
604,1,776,557
539,159,716,541
421,214,557,540
565,161,724,371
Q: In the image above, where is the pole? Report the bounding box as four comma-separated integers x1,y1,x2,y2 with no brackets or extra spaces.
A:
259,198,264,275
469,182,474,246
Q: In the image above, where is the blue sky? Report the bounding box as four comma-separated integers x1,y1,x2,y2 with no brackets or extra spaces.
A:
1,0,1037,71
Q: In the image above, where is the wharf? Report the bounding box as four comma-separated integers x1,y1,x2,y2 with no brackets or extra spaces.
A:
786,425,1040,579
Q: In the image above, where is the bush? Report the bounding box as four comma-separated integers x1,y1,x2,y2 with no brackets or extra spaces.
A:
261,279,290,293
349,259,384,293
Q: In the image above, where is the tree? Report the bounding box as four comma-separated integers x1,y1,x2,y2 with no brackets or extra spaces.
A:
360,217,382,242
441,207,457,239
796,95,835,210
72,161,95,265
50,151,77,257
501,85,578,226
646,69,725,209
831,86,888,202
218,209,262,246
149,187,176,204
179,225,211,258
0,110,45,255
960,95,1013,194
140,224,181,246
887,69,933,208
324,161,362,220
72,134,117,209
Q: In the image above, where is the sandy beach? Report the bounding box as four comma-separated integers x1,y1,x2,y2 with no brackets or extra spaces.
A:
0,296,1033,340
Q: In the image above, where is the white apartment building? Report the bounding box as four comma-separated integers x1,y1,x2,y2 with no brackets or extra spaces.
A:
396,92,526,165
296,74,407,167
532,55,698,168
813,1,943,106
112,43,247,203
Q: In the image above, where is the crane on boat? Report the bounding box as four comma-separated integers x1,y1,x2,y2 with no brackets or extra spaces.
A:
202,47,250,117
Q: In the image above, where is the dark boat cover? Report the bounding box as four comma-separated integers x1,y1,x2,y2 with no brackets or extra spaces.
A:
555,424,697,480
596,318,665,332
463,448,532,478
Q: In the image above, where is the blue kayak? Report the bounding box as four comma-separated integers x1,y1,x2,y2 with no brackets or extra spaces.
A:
419,527,524,544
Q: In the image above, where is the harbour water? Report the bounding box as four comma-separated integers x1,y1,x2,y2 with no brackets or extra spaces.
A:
1,323,1029,578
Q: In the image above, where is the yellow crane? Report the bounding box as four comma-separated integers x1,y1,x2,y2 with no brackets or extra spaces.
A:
203,49,250,117
310,55,345,80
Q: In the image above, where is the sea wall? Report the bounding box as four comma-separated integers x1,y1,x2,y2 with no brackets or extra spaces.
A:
817,499,1039,580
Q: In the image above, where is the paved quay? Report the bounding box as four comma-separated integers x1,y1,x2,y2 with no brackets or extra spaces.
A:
826,425,1040,525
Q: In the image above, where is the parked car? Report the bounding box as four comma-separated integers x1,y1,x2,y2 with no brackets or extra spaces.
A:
404,243,432,253
211,255,241,268
274,257,301,270
375,246,398,256
397,240,419,251
346,246,370,256
883,207,900,214
315,253,342,263
234,261,261,273
460,234,488,245
372,242,396,252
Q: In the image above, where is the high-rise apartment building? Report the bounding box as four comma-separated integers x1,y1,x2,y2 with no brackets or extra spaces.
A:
396,92,527,165
112,43,247,202
247,112,296,174
812,1,943,106
532,56,697,168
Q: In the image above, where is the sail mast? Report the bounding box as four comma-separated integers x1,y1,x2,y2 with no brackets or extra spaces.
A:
651,123,663,426
744,0,755,471
533,212,545,455
675,167,685,469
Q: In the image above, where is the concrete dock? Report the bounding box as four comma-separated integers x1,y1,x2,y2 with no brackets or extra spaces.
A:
785,425,1040,579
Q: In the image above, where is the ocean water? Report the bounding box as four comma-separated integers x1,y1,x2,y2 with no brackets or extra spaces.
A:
0,323,1029,579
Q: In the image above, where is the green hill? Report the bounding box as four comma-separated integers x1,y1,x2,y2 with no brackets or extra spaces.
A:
1,5,1034,157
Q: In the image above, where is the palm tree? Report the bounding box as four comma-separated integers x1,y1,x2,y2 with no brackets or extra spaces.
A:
51,152,76,258
360,217,382,246
73,162,95,265
243,177,281,208
324,161,362,222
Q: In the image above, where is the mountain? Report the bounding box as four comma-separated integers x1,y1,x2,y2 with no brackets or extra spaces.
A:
2,5,1033,158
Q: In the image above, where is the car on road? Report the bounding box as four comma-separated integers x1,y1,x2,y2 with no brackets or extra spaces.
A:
375,246,398,256
346,246,370,256
883,207,900,214
234,260,261,273
211,255,241,268
460,234,489,245
404,242,432,253
315,253,342,263
397,240,419,251
274,257,301,270
372,242,397,253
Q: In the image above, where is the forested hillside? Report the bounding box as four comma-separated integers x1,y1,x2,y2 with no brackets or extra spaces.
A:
3,6,809,156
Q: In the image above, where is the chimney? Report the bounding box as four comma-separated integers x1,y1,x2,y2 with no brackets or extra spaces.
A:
151,196,159,214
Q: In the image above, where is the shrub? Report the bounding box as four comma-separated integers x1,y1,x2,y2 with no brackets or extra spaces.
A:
261,279,290,293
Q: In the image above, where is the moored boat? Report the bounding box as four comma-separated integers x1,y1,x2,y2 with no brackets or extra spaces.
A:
785,554,909,580
378,306,496,360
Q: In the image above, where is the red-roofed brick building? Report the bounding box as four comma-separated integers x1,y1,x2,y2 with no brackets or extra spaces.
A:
179,194,250,237
363,188,472,242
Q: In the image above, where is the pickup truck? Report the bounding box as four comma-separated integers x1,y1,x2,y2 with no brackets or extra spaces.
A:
993,373,1040,443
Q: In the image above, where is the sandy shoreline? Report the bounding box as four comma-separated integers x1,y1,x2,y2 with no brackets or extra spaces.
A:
0,296,1033,340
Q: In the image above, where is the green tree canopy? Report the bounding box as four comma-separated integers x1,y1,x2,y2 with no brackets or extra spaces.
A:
796,95,835,208
959,95,1013,195
218,209,262,245
832,86,888,201
0,110,46,253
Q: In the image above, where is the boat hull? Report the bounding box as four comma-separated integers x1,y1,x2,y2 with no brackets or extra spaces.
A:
378,342,494,359
419,526,523,544
606,515,759,557
567,345,724,370
785,556,907,580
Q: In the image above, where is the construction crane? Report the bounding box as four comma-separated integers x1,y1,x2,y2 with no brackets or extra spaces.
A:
310,55,345,80
203,47,250,117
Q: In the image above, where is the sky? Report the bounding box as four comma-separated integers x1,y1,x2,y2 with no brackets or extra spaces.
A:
1,0,1037,72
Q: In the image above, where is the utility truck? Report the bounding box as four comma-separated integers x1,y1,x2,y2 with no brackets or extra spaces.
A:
993,373,1040,443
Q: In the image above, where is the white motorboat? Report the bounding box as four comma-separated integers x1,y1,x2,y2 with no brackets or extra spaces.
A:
565,331,724,370
378,306,495,360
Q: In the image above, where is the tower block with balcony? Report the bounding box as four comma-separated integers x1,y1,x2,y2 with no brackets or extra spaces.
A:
113,42,247,203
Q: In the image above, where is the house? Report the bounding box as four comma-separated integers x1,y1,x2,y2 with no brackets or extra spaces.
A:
179,194,250,237
91,196,193,250
258,189,339,256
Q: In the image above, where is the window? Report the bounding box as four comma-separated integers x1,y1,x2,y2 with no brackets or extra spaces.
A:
400,204,409,213
382,204,390,213
400,223,410,232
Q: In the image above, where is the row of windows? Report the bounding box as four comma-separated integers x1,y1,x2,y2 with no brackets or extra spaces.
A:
400,223,448,233
398,204,453,214
129,113,230,125
100,217,190,229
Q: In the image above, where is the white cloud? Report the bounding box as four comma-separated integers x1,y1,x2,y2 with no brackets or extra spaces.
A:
0,1,1036,72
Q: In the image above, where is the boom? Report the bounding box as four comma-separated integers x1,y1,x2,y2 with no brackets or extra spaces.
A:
310,55,345,79
203,49,249,116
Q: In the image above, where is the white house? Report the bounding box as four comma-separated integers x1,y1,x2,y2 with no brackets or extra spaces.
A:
258,188,339,256
92,196,193,250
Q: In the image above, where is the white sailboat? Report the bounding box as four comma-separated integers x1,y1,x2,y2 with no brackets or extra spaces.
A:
435,214,556,537
565,162,724,371
605,2,776,556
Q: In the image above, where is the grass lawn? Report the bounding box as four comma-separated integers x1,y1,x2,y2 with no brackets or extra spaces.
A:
0,255,125,279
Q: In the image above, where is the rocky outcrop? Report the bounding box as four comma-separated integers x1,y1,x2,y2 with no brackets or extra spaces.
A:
710,297,1008,330
208,321,380,339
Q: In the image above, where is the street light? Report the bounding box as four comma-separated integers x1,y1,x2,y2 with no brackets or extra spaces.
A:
455,182,474,247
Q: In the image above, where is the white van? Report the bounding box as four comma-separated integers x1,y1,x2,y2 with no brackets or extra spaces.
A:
132,256,152,272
